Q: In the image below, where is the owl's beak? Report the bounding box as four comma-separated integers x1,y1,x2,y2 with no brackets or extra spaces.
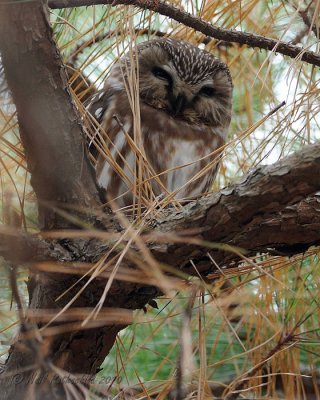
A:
172,93,187,116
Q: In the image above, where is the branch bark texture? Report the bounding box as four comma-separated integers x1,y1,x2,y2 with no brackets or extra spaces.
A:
48,0,320,67
147,143,320,272
0,0,101,229
2,143,320,268
0,1,103,398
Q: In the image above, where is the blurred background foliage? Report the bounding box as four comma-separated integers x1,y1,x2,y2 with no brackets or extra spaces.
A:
1,0,320,398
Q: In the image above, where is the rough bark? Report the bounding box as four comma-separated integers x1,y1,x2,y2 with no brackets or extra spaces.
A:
0,1,103,399
0,0,101,230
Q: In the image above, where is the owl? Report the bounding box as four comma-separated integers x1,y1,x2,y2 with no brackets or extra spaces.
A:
85,38,233,208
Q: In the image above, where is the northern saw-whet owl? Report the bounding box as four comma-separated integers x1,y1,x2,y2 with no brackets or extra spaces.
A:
86,38,233,208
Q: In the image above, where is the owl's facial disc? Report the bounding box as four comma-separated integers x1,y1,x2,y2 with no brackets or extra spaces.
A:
150,66,217,119
136,40,232,126
150,65,191,116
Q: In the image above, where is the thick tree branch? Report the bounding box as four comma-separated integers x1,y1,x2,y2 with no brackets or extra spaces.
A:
0,0,102,230
0,227,59,265
2,141,320,270
112,143,320,274
48,0,320,67
0,2,104,398
1,189,319,399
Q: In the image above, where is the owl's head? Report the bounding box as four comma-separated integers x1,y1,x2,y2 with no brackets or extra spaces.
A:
108,38,233,129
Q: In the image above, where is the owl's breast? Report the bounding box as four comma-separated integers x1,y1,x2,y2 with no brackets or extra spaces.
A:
140,104,225,198
96,93,225,204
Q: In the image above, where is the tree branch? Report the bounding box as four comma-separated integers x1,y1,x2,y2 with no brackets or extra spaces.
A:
68,28,235,65
1,191,319,399
48,0,320,67
102,142,320,274
0,226,75,265
0,0,102,230
2,141,320,270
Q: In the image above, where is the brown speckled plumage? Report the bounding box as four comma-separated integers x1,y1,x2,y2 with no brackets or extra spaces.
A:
86,39,233,207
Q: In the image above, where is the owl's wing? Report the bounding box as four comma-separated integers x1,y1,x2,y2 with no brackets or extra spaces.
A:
84,88,113,159
84,89,108,123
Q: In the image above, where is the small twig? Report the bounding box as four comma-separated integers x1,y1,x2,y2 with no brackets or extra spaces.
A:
68,28,164,64
8,265,43,366
291,26,309,45
8,266,24,321
48,0,320,67
266,100,286,118
68,28,236,64
174,286,197,400
224,330,298,400
299,8,320,40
